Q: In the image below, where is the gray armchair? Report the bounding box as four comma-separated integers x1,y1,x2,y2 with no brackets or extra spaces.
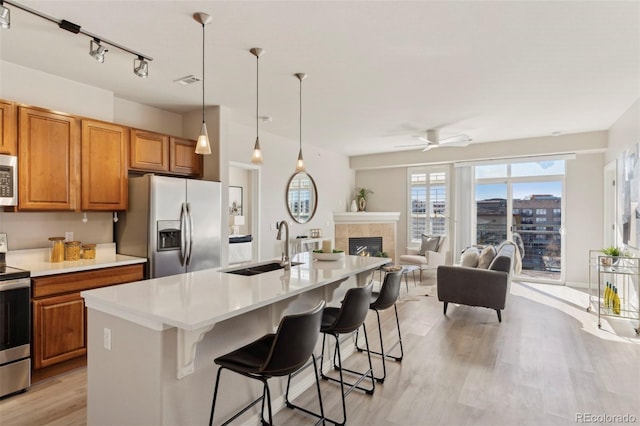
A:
436,243,515,322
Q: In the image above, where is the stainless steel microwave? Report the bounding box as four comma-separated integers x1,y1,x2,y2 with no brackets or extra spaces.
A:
0,155,17,206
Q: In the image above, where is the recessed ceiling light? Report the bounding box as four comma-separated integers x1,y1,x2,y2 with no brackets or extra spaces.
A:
551,131,562,136
174,75,201,85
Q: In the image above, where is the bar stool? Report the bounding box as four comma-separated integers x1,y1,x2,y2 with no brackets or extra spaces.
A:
287,281,375,426
355,270,404,383
209,301,326,426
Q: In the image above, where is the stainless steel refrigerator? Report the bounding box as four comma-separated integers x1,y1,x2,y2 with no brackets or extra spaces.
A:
115,174,221,278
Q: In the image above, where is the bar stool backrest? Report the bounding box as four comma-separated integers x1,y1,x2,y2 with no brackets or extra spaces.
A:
371,271,402,310
260,300,325,376
327,282,374,334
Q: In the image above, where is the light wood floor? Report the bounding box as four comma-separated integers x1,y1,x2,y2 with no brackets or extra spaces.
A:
1,281,639,426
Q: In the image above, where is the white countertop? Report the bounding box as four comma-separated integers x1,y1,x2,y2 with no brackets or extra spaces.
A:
7,243,147,277
81,253,389,332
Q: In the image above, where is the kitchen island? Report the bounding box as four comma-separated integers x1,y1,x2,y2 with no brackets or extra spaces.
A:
81,253,389,425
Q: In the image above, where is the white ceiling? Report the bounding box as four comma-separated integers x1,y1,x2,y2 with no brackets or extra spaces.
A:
0,1,638,157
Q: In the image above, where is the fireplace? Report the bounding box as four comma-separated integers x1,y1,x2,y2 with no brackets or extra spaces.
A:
349,237,383,257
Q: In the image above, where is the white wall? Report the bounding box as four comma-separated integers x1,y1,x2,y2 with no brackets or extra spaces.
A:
226,118,354,260
354,132,607,285
605,99,640,257
113,97,182,136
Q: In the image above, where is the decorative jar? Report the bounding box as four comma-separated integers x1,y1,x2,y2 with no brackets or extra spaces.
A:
49,237,65,263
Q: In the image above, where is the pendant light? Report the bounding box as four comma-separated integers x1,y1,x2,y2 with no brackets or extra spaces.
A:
250,48,264,164
294,72,307,173
194,12,212,155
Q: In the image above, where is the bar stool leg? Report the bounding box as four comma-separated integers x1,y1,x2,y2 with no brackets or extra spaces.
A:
209,366,224,426
355,304,404,382
317,328,375,426
284,355,326,426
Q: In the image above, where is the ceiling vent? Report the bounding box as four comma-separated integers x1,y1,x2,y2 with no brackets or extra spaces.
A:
174,75,201,85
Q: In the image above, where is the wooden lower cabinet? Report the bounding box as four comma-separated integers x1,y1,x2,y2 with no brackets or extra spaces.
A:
31,264,145,382
33,293,86,369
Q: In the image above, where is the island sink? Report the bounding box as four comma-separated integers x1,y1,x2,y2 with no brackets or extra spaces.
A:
224,261,303,276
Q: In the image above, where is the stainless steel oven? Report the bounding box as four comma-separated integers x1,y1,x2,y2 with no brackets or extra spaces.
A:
0,154,17,207
0,267,31,398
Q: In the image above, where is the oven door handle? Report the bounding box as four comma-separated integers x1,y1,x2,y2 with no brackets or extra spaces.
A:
0,279,30,291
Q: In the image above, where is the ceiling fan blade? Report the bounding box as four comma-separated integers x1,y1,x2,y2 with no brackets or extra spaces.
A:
438,133,471,145
395,143,427,148
422,144,434,152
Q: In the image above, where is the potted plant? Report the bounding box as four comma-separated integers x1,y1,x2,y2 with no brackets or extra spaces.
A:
355,187,373,212
601,246,622,266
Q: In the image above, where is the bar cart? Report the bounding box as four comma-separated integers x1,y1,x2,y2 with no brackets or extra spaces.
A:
587,249,640,334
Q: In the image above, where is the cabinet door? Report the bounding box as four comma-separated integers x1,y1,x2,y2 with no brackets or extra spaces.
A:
32,293,86,369
18,107,80,211
82,120,128,211
129,129,169,172
170,137,203,176
0,100,17,155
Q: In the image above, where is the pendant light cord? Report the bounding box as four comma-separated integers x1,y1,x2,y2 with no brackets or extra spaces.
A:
299,77,302,151
201,22,205,123
256,55,260,139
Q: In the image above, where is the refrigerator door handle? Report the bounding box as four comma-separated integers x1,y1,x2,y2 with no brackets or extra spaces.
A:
186,203,194,266
179,203,187,266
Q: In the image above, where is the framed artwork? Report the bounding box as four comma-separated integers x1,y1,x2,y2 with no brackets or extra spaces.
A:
229,186,243,216
618,143,640,249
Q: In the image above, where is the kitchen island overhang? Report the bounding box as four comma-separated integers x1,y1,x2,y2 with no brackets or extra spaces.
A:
81,253,390,425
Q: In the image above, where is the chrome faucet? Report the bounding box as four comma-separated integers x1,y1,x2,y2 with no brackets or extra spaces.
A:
276,220,290,270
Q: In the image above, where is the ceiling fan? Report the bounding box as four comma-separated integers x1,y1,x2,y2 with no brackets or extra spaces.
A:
397,129,472,151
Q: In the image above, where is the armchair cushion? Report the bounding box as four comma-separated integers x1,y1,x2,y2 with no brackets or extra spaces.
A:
418,234,441,255
477,245,497,269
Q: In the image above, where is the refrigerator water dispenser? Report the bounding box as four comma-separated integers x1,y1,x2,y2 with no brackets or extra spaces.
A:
158,221,181,251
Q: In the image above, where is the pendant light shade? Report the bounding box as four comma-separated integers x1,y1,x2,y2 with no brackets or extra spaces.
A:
294,72,307,173
194,12,212,155
250,47,264,164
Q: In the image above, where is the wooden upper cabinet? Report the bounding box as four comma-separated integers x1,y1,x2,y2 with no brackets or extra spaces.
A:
129,129,169,172
0,100,17,155
82,120,128,211
170,137,203,176
18,106,80,211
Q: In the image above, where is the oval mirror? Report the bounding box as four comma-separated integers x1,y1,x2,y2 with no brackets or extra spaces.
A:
286,171,318,224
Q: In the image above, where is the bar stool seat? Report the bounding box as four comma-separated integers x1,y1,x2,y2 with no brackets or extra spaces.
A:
209,301,326,426
356,270,404,383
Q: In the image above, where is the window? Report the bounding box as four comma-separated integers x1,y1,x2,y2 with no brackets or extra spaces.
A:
535,217,547,223
408,167,447,243
536,209,547,215
553,208,561,216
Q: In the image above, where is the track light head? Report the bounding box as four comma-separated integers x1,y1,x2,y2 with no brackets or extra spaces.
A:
0,3,10,29
89,38,107,63
133,56,149,78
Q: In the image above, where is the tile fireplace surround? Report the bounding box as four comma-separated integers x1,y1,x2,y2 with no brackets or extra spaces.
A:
333,212,400,263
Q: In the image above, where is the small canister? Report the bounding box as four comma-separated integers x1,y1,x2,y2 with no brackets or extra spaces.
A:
82,244,96,259
49,237,65,263
64,241,82,261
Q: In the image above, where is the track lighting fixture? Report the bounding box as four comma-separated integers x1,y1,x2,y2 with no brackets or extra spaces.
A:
250,47,264,164
1,0,152,74
133,56,149,78
294,73,307,173
0,1,10,29
194,12,212,155
89,38,107,63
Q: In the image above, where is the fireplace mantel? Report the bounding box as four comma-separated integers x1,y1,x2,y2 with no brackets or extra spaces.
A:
333,212,400,223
